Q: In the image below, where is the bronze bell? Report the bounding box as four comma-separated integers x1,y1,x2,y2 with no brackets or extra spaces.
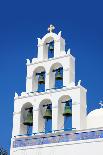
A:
43,105,52,120
63,104,72,117
55,69,63,80
38,74,45,84
23,108,33,126
48,42,54,52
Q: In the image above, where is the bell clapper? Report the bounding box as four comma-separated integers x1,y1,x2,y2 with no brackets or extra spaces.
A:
62,100,72,117
36,72,45,85
23,107,33,127
43,104,52,120
53,67,63,81
46,41,54,53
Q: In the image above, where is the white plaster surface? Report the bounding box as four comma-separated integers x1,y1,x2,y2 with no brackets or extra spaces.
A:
87,108,103,129
11,29,103,155
11,138,103,155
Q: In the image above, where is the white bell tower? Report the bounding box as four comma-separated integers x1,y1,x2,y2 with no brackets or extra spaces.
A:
10,25,87,155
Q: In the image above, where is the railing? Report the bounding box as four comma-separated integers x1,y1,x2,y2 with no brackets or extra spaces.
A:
13,129,103,148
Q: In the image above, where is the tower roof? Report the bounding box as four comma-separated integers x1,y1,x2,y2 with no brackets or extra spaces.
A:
87,108,103,117
87,108,103,129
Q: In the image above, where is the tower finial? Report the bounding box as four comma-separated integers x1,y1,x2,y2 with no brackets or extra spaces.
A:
48,24,55,33
99,100,103,108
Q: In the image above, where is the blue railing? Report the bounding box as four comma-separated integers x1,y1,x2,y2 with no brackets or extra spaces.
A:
13,129,103,148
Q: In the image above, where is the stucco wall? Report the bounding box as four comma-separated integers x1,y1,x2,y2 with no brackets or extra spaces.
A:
11,138,103,155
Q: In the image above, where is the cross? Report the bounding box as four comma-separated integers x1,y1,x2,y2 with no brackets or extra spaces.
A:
99,100,103,108
48,24,55,33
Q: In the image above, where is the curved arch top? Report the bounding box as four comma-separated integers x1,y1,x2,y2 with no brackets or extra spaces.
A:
32,66,46,76
37,31,65,60
39,98,52,106
21,102,33,111
50,62,63,71
42,32,61,44
58,95,71,103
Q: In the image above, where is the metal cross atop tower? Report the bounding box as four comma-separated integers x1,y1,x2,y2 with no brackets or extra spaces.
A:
99,100,103,108
48,24,55,33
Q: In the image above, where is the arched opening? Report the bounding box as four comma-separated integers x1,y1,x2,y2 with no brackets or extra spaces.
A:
39,99,52,133
58,95,72,131
44,37,54,59
50,63,63,89
20,103,33,135
33,66,45,92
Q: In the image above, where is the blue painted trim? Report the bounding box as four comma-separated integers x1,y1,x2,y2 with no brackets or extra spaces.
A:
13,129,103,148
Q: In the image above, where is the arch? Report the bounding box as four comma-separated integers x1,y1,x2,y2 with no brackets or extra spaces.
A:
42,32,59,60
20,102,33,135
32,66,46,92
43,36,55,59
58,95,72,131
58,95,71,103
44,36,54,44
37,32,63,60
42,32,58,43
38,99,52,133
49,62,63,89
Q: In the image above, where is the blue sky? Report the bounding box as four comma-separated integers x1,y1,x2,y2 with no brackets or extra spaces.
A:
0,0,103,153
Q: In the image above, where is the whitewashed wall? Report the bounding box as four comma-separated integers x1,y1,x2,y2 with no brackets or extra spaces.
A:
11,138,103,155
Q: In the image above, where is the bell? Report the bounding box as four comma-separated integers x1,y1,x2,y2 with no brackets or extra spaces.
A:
63,105,72,116
43,105,52,120
23,108,33,126
55,69,63,80
38,74,45,84
48,42,54,52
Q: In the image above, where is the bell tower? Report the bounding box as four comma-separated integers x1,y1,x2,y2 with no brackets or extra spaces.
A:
10,25,87,155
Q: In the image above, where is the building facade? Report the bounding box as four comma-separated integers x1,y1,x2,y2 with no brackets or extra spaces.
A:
10,25,103,155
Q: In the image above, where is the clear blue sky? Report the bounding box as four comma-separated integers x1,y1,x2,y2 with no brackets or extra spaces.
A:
0,0,103,153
